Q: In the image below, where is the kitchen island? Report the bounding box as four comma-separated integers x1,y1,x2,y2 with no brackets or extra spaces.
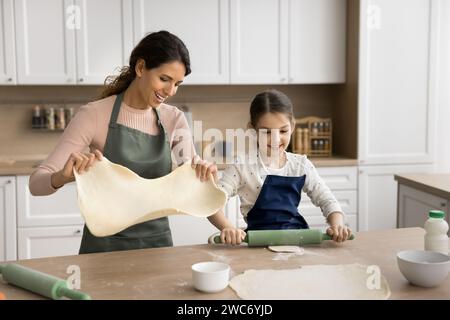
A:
1,228,449,300
395,174,450,230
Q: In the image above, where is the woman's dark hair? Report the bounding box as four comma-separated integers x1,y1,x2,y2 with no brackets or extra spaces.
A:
249,89,294,127
100,30,191,98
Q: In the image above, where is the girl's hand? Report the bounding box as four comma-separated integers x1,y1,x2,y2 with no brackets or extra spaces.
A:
52,150,103,188
220,228,246,245
191,155,218,182
326,224,352,243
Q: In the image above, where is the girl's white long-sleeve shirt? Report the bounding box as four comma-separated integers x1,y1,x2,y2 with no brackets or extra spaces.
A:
217,152,344,220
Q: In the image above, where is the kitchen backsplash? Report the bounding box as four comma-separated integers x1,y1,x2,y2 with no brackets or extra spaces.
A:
0,85,337,159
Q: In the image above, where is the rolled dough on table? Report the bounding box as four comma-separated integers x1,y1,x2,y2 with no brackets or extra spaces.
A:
268,246,305,254
229,264,391,300
74,157,226,237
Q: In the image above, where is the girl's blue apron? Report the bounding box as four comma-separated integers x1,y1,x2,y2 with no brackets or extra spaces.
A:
246,174,310,230
78,93,173,254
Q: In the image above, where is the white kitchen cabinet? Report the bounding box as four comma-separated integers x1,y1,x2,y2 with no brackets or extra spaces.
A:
300,190,357,217
358,164,434,231
288,0,346,83
358,0,438,165
230,0,346,84
16,175,83,259
397,184,449,230
0,0,16,84
14,0,77,84
0,176,17,261
132,0,229,84
315,166,357,190
17,225,83,259
75,0,133,84
17,175,83,227
14,0,132,85
230,0,289,84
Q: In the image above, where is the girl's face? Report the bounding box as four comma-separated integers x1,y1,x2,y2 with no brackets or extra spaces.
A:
136,60,186,107
254,112,293,156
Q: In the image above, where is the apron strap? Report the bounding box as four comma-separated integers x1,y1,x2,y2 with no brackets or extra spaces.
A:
154,107,170,143
108,93,124,128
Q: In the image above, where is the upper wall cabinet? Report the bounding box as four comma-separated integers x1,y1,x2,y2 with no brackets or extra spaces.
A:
4,0,347,85
15,0,77,84
75,0,133,84
14,0,132,85
132,0,229,84
0,0,16,84
230,0,346,84
230,0,289,84
358,0,437,165
289,0,346,83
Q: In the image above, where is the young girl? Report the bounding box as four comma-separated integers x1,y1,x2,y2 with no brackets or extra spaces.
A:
208,89,352,244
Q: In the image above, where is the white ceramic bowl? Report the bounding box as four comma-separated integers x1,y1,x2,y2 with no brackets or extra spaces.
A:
397,250,450,288
192,261,230,293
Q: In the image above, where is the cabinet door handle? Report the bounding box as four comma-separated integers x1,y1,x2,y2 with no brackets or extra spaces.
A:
7,78,12,82
441,203,446,207
5,179,12,184
74,229,82,234
78,78,84,82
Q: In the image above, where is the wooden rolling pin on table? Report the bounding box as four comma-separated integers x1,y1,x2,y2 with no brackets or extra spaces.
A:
0,228,449,300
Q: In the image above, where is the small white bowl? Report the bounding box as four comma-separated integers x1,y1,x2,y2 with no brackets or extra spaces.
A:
192,261,230,293
397,250,450,288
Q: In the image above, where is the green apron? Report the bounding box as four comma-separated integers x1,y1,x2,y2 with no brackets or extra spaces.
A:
79,93,173,254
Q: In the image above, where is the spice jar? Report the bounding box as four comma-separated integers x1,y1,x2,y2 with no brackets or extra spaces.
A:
32,105,42,129
46,107,55,130
65,107,74,126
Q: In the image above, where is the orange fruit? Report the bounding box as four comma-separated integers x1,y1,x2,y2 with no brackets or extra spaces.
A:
0,292,6,300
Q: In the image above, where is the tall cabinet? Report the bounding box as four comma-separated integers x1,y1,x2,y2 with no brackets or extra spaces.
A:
357,0,439,231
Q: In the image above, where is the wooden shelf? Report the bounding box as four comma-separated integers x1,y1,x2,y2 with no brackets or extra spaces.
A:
291,116,332,157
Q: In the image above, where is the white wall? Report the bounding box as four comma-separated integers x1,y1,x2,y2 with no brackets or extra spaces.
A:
436,0,450,172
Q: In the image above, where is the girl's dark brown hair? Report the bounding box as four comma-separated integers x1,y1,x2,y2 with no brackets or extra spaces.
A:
100,30,191,99
249,89,294,127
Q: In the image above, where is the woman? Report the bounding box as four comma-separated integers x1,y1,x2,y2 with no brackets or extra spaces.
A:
29,31,217,254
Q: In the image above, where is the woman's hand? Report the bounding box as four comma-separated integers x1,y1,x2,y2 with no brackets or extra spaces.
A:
326,224,352,243
51,150,103,189
191,155,218,182
220,228,246,245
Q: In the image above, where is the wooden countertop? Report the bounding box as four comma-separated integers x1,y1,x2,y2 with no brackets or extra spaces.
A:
217,156,358,170
308,156,358,167
1,228,449,300
0,160,42,176
395,173,450,200
0,156,358,175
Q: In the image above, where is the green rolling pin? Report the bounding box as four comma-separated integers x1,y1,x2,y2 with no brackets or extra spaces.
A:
0,264,91,300
212,229,355,246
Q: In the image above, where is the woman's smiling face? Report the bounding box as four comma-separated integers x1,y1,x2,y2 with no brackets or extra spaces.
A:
136,60,186,107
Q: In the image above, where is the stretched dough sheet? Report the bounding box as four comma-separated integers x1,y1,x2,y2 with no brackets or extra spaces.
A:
74,157,226,237
229,264,391,300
